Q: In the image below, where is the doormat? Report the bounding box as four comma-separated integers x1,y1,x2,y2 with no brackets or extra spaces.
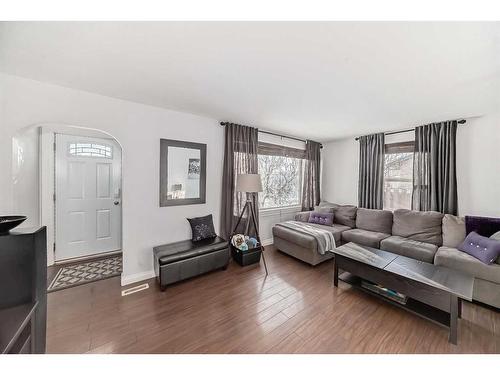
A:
48,256,122,292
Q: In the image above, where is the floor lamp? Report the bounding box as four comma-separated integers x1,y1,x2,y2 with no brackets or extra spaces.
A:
232,173,269,275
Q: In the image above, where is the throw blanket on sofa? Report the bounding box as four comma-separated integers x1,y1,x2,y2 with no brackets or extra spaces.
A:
276,221,336,255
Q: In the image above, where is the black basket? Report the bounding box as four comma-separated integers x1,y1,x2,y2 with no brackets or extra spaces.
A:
230,244,262,266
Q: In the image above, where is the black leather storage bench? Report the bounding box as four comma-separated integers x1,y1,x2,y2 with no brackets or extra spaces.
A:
153,236,229,290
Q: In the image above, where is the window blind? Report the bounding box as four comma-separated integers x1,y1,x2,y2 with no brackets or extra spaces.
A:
258,142,306,159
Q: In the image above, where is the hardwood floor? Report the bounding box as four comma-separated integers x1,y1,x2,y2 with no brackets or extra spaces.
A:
46,245,500,354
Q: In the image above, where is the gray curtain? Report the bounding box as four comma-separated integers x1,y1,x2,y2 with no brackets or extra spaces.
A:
412,121,458,215
220,122,259,240
301,140,321,211
358,133,385,209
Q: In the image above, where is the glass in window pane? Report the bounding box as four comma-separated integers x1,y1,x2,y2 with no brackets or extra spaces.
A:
383,151,413,210
258,154,302,209
68,142,113,158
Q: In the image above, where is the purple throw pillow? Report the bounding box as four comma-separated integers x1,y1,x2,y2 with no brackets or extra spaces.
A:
458,231,500,264
308,212,334,226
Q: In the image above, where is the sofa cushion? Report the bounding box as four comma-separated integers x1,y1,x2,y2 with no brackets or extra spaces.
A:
380,236,437,263
272,222,350,249
457,232,500,265
392,209,444,246
356,208,393,234
333,205,357,228
273,224,315,249
341,229,391,249
435,246,500,284
442,214,466,248
473,278,500,309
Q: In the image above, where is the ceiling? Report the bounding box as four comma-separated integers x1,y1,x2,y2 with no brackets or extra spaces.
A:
1,22,499,141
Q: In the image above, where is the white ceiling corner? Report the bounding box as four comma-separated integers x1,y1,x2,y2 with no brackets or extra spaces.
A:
1,21,499,141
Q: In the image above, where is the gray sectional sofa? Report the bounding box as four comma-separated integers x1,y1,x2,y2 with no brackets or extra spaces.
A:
272,201,500,308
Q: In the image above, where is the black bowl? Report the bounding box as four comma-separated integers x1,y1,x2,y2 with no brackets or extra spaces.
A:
0,216,27,234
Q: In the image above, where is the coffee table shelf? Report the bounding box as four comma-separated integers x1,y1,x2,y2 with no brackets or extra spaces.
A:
339,272,450,327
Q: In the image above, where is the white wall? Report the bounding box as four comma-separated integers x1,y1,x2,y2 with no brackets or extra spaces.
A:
456,114,500,217
321,113,500,217
12,126,40,228
0,73,224,285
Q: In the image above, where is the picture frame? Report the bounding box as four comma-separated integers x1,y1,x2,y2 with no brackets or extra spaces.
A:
159,139,207,207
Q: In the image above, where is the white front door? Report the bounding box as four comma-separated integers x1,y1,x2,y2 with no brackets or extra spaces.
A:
55,134,122,261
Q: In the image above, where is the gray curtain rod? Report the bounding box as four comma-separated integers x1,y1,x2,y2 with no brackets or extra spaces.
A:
354,119,466,141
219,122,323,148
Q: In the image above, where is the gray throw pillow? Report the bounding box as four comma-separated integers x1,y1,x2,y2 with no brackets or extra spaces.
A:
490,231,500,264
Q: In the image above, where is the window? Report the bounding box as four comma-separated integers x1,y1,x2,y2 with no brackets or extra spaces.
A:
69,142,112,158
257,142,305,210
383,141,414,210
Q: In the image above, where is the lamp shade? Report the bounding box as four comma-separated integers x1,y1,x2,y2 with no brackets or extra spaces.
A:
236,174,263,193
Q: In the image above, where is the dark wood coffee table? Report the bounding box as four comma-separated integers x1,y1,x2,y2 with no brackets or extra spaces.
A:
331,242,474,344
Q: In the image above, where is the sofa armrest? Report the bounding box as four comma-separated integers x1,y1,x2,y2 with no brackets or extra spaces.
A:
295,211,312,222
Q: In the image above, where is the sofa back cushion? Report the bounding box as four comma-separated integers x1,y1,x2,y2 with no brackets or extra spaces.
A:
315,201,357,228
314,206,335,214
442,214,466,248
356,208,393,234
392,209,444,246
318,201,339,209
333,205,357,228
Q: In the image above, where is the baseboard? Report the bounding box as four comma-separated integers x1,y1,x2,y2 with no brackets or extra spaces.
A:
121,270,156,286
262,238,274,246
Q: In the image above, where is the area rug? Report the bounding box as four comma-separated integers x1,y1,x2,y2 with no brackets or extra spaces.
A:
48,255,122,292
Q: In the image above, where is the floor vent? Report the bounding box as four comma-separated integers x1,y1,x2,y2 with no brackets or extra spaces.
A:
121,283,149,296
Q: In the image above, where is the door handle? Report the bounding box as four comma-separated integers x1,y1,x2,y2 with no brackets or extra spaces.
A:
114,201,120,205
